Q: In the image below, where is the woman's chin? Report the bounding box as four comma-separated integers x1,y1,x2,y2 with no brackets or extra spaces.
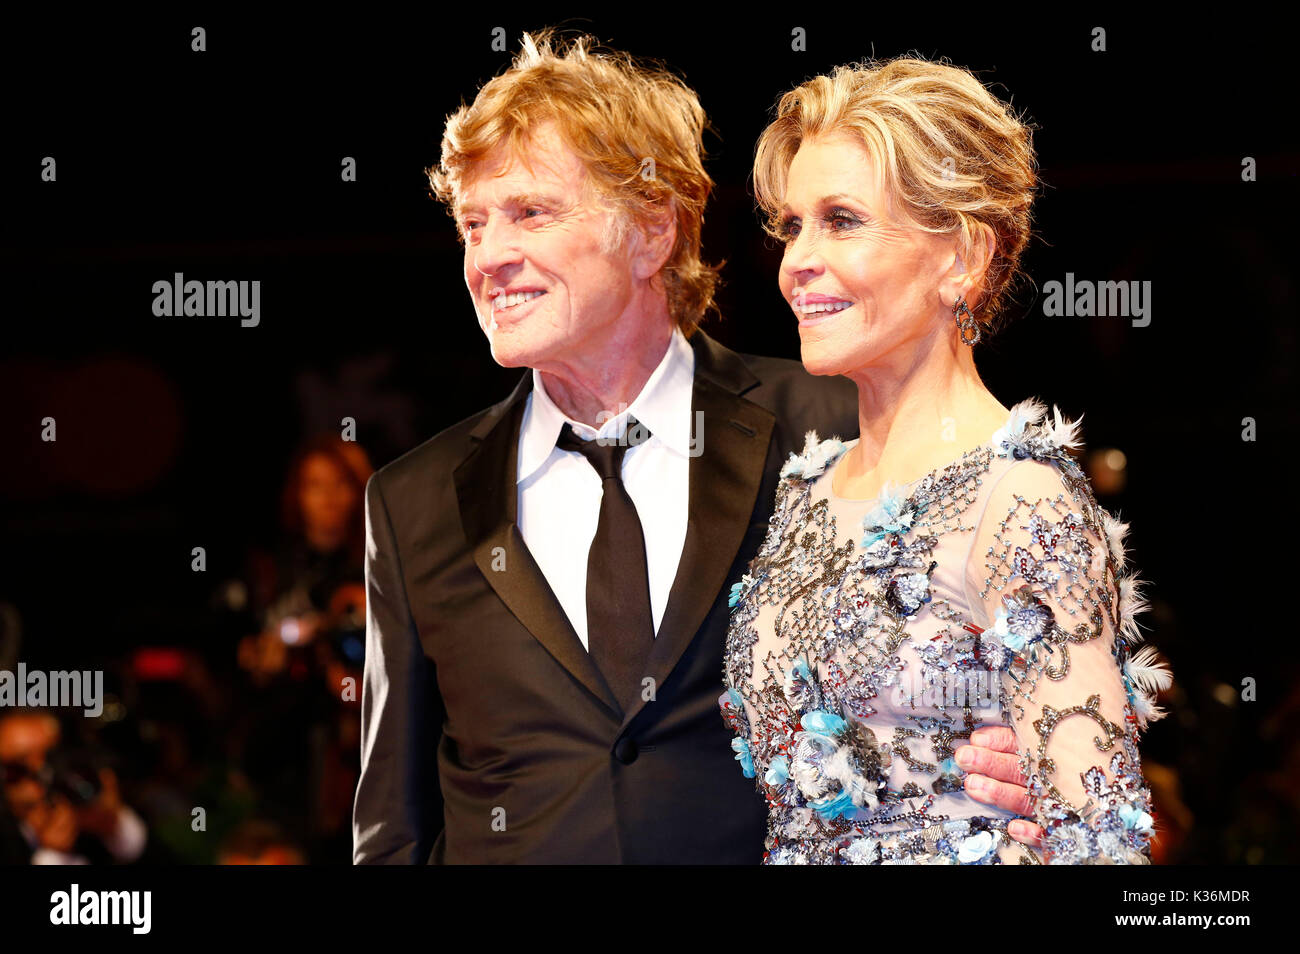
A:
798,341,846,377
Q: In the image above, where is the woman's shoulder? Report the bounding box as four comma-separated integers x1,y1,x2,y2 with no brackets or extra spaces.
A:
989,397,1084,465
981,397,1102,508
973,399,1148,656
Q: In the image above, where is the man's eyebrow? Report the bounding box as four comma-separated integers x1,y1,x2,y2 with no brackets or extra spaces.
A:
455,192,563,218
508,191,562,207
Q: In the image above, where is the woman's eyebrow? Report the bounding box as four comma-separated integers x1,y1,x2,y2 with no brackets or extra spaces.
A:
781,193,865,213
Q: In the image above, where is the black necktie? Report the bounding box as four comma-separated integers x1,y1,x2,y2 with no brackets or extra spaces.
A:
555,416,655,713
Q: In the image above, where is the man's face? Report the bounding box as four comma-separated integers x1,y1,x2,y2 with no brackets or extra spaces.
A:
455,123,642,371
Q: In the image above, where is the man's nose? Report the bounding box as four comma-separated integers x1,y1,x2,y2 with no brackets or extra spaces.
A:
473,218,523,277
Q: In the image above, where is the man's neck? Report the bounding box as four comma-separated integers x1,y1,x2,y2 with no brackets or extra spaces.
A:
538,321,674,428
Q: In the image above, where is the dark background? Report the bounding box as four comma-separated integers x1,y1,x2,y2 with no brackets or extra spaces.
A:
2,11,1296,863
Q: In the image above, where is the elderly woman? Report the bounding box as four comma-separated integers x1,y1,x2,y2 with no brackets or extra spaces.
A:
719,57,1170,864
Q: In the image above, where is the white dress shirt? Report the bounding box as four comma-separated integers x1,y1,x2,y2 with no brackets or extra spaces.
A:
516,325,695,651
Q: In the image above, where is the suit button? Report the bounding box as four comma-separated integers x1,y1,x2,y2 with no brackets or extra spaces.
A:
613,738,638,764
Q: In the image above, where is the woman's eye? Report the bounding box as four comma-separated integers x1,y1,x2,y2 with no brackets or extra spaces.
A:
779,220,801,242
828,211,860,230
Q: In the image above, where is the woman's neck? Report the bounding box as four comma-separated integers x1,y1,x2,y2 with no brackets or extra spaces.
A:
834,340,1007,500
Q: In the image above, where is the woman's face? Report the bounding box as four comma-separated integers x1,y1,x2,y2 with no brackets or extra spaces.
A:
777,133,959,379
299,453,357,541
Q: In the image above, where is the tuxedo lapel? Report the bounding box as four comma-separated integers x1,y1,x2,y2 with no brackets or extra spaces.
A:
453,330,776,728
454,371,622,716
620,330,775,729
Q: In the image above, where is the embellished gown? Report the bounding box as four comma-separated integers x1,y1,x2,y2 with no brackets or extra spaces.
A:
719,399,1169,864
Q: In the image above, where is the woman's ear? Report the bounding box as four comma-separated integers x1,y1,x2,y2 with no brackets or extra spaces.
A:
941,221,996,307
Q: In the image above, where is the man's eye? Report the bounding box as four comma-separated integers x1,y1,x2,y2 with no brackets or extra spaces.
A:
523,207,547,219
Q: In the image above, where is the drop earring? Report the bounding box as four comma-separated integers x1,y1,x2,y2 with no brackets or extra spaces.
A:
952,297,981,346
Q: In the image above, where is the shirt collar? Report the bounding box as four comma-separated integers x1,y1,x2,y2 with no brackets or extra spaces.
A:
518,324,696,484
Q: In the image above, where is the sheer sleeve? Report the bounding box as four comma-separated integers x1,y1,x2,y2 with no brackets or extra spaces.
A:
964,457,1170,864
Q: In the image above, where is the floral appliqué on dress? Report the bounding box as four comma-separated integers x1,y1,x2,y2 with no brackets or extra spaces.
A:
720,399,1169,864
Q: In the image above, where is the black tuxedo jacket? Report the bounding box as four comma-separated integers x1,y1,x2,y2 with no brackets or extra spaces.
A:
352,328,858,863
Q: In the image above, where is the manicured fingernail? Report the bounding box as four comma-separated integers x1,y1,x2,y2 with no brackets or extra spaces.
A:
955,747,975,769
970,729,988,745
1009,821,1027,839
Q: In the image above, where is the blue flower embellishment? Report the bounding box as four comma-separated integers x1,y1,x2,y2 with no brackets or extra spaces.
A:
780,431,848,480
764,756,790,787
801,710,847,737
991,402,1041,460
731,737,755,778
788,707,883,819
982,586,1055,668
957,830,998,864
728,573,756,608
859,483,922,549
809,789,856,820
991,604,1028,653
1119,804,1153,832
724,686,746,713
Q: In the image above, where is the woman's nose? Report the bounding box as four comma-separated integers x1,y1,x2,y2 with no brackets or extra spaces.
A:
782,228,823,280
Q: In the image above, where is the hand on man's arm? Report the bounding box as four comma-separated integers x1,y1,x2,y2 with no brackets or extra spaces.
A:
955,726,1045,848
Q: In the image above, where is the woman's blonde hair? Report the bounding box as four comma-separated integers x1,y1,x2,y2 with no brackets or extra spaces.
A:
754,56,1038,334
429,29,720,337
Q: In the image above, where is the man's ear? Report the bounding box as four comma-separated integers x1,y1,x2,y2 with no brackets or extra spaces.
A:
942,221,996,307
631,201,678,281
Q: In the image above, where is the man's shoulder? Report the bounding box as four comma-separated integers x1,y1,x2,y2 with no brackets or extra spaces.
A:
369,336,859,499
722,343,858,436
368,398,509,502
733,347,848,395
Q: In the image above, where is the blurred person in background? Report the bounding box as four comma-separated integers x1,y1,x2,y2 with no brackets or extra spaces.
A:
239,434,372,682
232,435,371,861
0,710,148,864
217,819,306,865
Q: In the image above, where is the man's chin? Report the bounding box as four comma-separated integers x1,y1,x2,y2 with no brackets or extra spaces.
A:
487,333,539,370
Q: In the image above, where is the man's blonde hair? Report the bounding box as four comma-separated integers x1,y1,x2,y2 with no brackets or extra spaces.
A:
429,29,721,337
754,56,1038,334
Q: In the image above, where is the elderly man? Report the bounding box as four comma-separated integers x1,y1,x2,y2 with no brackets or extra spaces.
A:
352,30,1040,864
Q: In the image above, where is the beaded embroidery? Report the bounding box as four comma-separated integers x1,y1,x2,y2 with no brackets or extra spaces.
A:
720,398,1168,864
